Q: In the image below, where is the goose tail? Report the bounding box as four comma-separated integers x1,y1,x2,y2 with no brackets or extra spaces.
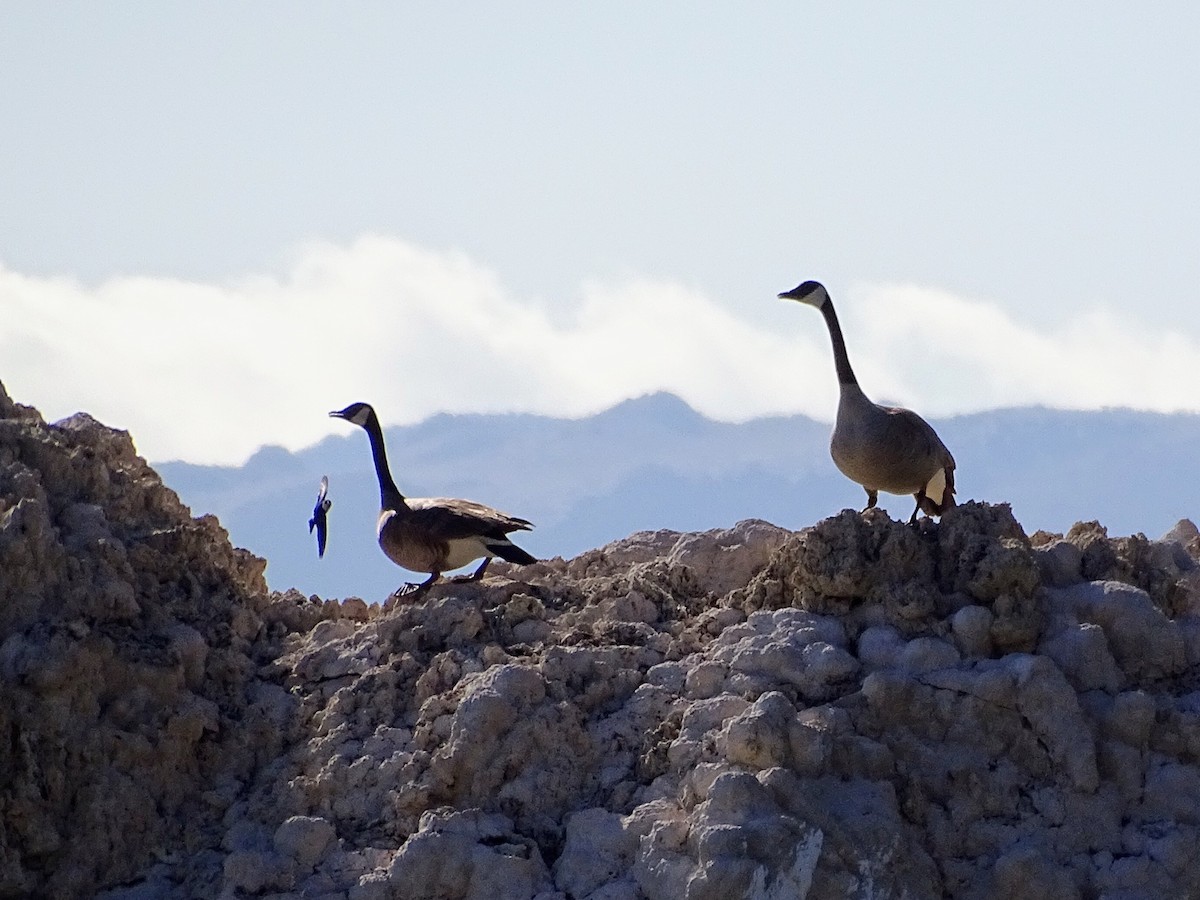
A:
488,540,537,566
918,466,956,516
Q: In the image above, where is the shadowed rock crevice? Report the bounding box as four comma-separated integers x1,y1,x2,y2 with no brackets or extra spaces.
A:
4,382,1200,899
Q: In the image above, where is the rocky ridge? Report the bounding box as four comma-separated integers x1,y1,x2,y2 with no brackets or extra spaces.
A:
3,380,1200,899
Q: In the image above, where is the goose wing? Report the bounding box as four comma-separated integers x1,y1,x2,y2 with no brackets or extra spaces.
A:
879,406,955,470
405,497,534,540
880,406,956,511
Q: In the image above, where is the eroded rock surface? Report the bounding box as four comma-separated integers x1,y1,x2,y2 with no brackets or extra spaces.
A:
4,381,1200,899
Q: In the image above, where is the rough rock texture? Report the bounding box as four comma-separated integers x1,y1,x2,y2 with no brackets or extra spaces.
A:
4,380,1200,899
0,383,283,898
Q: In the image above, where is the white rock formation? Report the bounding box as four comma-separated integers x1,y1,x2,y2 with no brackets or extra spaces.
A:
4,381,1200,899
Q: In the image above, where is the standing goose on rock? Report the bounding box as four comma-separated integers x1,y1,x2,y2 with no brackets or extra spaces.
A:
330,402,537,597
778,280,956,525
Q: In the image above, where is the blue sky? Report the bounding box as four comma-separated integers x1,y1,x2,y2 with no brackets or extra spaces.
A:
2,4,1199,464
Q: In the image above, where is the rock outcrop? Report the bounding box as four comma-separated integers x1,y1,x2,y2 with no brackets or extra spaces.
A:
3,380,1200,899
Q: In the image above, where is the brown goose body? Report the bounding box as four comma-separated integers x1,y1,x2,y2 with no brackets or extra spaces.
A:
331,402,536,596
376,497,533,574
779,281,956,524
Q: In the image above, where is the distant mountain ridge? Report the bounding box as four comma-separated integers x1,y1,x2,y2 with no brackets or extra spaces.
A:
156,394,1200,601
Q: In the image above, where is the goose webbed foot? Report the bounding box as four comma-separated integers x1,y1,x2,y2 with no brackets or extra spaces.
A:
860,488,879,514
450,558,491,584
393,571,440,599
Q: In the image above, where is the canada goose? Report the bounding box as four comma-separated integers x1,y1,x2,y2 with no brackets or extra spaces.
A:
308,475,331,558
778,280,956,525
329,401,537,596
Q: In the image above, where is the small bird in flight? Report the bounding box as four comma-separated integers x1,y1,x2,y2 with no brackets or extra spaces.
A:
309,475,332,558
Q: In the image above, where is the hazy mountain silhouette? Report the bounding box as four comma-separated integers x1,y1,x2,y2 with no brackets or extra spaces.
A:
156,394,1200,602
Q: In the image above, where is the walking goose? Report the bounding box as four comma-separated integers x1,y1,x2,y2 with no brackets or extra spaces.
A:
778,280,956,525
330,402,537,596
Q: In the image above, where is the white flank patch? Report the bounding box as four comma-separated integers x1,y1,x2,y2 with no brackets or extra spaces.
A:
924,467,948,505
443,536,491,570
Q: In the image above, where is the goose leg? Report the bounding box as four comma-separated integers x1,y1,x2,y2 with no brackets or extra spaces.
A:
908,495,923,527
394,570,440,598
451,558,491,583
862,488,878,513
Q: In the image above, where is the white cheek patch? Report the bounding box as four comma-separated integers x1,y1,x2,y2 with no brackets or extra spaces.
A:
924,468,947,505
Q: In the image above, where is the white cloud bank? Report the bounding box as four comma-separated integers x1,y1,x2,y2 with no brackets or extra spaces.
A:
2,235,1198,465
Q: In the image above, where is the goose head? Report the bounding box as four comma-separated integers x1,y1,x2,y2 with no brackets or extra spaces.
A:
778,280,829,308
330,402,376,428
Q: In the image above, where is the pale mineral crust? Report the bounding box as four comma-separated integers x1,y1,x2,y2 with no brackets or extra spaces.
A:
3,381,1200,899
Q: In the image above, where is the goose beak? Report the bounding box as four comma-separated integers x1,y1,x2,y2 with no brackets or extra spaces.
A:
329,410,346,419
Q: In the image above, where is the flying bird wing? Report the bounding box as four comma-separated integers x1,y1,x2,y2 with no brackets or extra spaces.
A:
309,475,331,558
316,516,328,558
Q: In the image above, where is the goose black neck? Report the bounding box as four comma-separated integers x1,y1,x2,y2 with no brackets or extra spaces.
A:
362,412,405,506
820,299,858,387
